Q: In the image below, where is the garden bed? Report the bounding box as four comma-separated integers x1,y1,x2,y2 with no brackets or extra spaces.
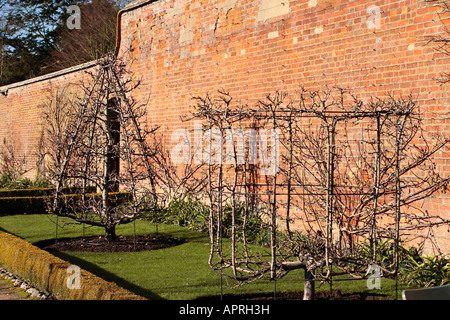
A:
36,235,185,253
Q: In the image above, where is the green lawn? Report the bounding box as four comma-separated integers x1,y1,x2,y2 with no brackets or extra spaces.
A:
0,214,404,300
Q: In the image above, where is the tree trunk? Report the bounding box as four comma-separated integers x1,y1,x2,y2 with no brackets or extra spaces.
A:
303,269,315,300
105,223,117,242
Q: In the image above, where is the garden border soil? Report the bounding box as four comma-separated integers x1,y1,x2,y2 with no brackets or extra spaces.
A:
35,235,185,253
0,230,146,300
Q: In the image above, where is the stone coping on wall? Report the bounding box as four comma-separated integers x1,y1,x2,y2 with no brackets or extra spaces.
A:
0,230,146,300
0,60,98,95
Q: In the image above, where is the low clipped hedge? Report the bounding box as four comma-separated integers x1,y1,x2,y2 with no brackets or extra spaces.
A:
0,186,96,198
0,196,48,216
0,190,132,217
0,230,146,300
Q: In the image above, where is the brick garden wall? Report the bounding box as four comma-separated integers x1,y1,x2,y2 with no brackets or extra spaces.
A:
0,0,449,252
0,62,96,179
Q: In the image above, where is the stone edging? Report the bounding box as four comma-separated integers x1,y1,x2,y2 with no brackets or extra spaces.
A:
0,266,50,300
0,230,146,300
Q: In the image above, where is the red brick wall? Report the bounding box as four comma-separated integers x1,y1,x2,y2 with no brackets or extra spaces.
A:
120,0,448,113
0,0,448,252
0,65,95,179
117,0,449,252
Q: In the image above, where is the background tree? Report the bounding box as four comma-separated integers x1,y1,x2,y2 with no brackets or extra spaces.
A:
46,0,120,73
0,0,81,85
0,0,133,86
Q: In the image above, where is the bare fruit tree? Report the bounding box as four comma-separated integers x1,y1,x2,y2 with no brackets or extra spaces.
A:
42,53,159,241
189,88,450,300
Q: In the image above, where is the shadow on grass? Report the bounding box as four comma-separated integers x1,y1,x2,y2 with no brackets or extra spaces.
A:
0,225,24,240
149,227,210,243
46,250,165,300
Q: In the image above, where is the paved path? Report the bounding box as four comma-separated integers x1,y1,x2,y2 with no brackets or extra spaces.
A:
0,265,49,300
0,277,29,300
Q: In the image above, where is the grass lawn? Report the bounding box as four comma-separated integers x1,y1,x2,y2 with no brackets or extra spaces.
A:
0,214,405,300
